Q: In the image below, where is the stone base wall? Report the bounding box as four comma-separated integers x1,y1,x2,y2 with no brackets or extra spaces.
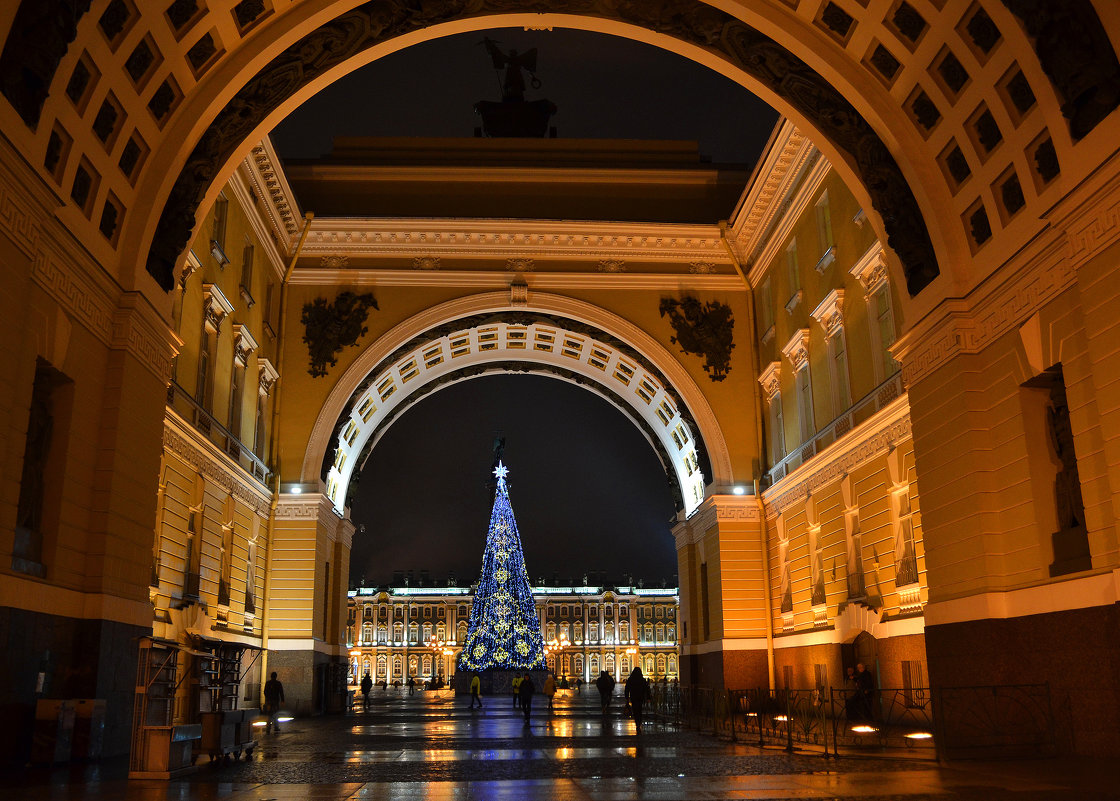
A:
0,606,148,765
266,648,345,717
925,604,1120,756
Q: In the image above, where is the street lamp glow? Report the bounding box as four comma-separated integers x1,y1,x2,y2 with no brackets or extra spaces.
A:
290,486,302,494
732,485,747,495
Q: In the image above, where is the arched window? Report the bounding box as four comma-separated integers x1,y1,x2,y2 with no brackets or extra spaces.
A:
655,605,664,619
668,655,678,676
619,622,630,643
657,654,667,675
574,654,584,678
377,654,386,679
589,654,599,676
436,623,445,640
362,657,371,677
644,655,655,674
422,623,432,643
408,623,418,643
644,623,654,642
393,623,403,642
666,625,675,642
620,656,630,675
422,655,432,676
364,605,373,620
605,653,615,674
561,655,570,675
408,655,418,675
574,623,583,643
456,620,467,642
603,628,613,644
546,623,555,640
362,622,373,644
393,655,403,677
655,623,665,642
377,624,387,644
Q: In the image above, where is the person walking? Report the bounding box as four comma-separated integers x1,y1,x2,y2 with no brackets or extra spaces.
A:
360,672,373,711
470,673,483,708
512,674,522,708
543,673,557,712
407,675,416,695
625,667,650,731
263,671,285,733
595,670,615,714
518,672,535,724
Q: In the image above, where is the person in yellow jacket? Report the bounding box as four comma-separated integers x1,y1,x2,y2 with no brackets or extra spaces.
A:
469,673,482,708
511,674,522,708
543,673,557,712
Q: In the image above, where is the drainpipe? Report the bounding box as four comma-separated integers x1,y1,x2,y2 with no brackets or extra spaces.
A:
260,212,314,684
720,222,776,691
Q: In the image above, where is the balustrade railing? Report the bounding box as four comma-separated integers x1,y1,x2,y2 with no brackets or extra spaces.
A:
167,381,271,485
651,682,1055,761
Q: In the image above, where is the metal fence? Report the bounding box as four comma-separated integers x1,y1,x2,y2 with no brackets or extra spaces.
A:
649,682,1055,760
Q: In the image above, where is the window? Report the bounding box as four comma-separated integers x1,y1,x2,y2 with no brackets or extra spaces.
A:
786,238,800,295
184,473,204,600
769,392,786,461
668,655,678,675
783,664,794,689
217,494,235,606
393,623,403,642
619,621,629,642
377,624,387,644
13,358,73,577
245,518,258,614
422,623,432,643
210,192,228,264
574,622,583,643
408,623,418,643
228,360,245,439
902,660,927,708
814,664,828,697
666,625,675,642
894,488,919,586
873,285,898,382
759,276,774,334
816,191,834,255
644,623,653,642
239,241,254,303
362,623,373,644
655,623,665,642
546,623,555,640
796,367,814,443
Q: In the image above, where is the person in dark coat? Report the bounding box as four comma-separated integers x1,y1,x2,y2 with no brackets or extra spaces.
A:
518,672,535,723
595,670,615,713
854,663,875,720
360,673,373,711
624,667,650,730
263,671,285,733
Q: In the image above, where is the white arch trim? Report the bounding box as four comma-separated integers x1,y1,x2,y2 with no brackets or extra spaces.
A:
302,291,734,516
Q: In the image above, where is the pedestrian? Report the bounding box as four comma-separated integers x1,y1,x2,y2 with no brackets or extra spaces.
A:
543,673,557,712
407,675,416,695
470,673,483,708
512,674,521,708
625,667,650,730
519,672,535,723
360,672,373,711
263,671,285,733
595,670,615,713
575,677,583,694
855,662,875,720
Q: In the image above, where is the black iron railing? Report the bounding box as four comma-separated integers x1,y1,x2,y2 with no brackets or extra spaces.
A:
167,381,270,485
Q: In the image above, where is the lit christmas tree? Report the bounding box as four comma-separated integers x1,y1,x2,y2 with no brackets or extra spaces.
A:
457,461,545,672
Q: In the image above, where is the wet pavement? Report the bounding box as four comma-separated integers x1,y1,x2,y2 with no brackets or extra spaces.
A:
4,688,1118,799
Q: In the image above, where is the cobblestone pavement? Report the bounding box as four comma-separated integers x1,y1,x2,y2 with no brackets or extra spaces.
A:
4,688,1118,800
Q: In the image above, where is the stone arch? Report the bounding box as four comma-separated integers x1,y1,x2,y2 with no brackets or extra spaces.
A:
114,5,966,298
302,291,734,518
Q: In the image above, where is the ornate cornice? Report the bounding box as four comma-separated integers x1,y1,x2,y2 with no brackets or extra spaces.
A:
810,289,845,337
233,324,258,365
758,361,782,401
246,138,299,246
297,219,733,264
287,267,746,292
202,283,234,331
781,329,811,372
258,357,279,396
163,411,271,514
276,492,341,532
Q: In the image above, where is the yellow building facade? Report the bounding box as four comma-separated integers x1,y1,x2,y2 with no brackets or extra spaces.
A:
1,0,1119,765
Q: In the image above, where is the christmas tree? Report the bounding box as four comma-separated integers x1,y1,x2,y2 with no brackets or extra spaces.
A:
457,461,545,672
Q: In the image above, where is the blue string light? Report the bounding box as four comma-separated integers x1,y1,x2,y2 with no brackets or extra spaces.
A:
456,461,545,672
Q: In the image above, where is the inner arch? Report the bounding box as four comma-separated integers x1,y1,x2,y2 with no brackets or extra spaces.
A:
324,314,711,516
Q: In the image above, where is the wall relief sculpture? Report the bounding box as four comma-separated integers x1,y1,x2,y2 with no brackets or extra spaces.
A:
301,291,377,377
659,296,734,382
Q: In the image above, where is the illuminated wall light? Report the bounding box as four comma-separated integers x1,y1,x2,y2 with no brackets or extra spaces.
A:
290,486,302,494
851,724,877,733
732,485,747,495
905,732,933,740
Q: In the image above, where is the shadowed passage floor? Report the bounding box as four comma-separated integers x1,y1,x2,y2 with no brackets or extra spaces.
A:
5,687,1119,800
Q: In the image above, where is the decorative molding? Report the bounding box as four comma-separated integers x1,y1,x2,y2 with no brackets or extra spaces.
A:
163,411,271,514
764,396,911,513
276,492,342,531
321,255,349,268
298,220,733,263
202,284,234,331
32,250,115,348
412,256,441,270
258,357,279,396
300,291,378,377
744,150,828,284
510,279,528,307
784,289,803,314
781,329,811,371
113,292,180,383
288,267,745,292
247,140,299,242
810,289,845,337
597,259,626,273
233,324,259,365
505,258,534,272
758,361,782,401
849,242,888,298
689,261,717,274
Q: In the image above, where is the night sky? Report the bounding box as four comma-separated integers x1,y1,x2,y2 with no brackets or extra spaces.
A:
271,26,778,164
271,27,776,590
347,374,679,589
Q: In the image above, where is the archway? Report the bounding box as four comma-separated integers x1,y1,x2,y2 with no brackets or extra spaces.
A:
113,5,965,301
304,291,734,518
